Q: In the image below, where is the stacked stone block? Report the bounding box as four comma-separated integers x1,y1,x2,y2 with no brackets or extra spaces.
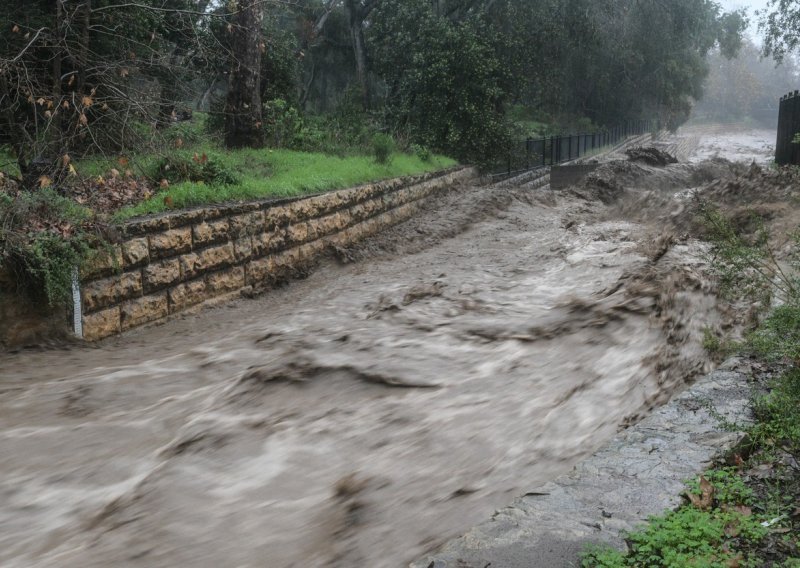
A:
80,167,474,340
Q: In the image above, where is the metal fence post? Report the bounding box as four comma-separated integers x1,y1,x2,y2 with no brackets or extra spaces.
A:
777,95,787,164
792,92,800,165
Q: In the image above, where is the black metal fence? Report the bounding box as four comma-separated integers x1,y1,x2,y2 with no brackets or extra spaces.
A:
492,118,657,177
776,91,800,166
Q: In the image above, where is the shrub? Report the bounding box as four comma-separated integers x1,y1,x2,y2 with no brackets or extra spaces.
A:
156,152,239,186
263,99,303,148
372,133,395,165
0,189,96,305
411,143,432,162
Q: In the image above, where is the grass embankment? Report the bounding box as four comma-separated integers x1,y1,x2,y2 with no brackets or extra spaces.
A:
110,148,456,220
582,205,800,568
0,114,457,306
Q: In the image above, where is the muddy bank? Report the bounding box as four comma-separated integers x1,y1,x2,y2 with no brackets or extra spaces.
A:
0,134,755,567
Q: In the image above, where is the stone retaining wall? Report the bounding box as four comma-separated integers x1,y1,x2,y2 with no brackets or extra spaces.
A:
79,167,475,341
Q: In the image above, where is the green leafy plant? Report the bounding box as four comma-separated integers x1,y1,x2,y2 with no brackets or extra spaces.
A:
156,152,239,186
701,326,737,360
700,205,799,305
0,189,96,305
411,143,432,162
372,133,395,165
686,468,754,507
263,99,304,149
582,507,766,567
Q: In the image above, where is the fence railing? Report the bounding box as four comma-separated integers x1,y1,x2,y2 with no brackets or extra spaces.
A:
776,91,800,166
491,118,658,178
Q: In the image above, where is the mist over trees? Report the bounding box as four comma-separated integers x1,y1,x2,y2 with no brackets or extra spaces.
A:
693,39,799,125
0,0,747,179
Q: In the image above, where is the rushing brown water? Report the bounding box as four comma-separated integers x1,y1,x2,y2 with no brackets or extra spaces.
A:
0,129,773,567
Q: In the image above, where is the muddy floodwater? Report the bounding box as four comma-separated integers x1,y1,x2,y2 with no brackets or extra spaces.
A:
0,128,774,567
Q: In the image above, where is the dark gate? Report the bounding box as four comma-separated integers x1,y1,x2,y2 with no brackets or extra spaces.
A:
776,91,800,166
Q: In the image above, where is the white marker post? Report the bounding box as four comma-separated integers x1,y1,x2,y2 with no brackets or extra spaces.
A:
71,266,83,338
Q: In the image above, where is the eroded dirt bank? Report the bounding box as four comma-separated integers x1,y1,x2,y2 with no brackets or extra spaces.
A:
0,129,772,567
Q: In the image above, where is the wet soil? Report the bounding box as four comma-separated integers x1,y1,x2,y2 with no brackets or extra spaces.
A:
0,129,774,567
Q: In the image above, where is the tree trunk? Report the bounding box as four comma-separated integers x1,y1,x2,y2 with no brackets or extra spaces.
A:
224,0,264,149
345,0,371,110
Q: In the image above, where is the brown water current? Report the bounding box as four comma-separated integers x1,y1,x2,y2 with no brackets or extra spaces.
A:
0,129,774,567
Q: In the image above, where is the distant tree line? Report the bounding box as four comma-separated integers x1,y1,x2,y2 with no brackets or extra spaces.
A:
0,0,748,182
694,39,799,126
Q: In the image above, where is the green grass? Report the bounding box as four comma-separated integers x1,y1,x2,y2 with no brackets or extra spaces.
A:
111,147,456,221
583,505,768,567
0,147,20,177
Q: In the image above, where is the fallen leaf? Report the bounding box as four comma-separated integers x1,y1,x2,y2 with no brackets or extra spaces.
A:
68,164,77,176
687,476,714,511
159,179,169,189
164,195,174,207
81,95,93,107
78,113,88,126
110,168,120,178
12,24,20,33
62,154,71,167
38,175,52,188
174,137,183,148
118,156,129,167
724,521,741,538
726,554,743,568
